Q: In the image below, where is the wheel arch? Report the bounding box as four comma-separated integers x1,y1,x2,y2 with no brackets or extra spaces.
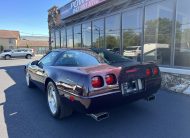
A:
26,54,32,58
5,54,11,57
45,77,55,92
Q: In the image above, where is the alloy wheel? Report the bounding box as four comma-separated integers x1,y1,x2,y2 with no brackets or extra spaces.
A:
48,85,58,114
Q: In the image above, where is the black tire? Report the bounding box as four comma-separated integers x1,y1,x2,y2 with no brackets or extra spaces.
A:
5,55,11,60
26,71,35,88
46,81,73,119
26,54,32,59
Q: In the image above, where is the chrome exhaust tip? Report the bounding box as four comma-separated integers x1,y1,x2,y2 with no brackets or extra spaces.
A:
89,112,109,121
145,95,155,101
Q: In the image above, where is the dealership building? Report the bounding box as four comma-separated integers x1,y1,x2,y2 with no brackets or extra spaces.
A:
48,0,190,94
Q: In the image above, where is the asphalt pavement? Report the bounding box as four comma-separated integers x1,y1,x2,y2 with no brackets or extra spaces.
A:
0,57,190,138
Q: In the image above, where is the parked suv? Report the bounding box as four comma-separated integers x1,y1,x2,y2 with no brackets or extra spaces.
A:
0,48,34,60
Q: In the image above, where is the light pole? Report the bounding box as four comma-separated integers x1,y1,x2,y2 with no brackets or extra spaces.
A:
76,32,83,47
94,25,101,48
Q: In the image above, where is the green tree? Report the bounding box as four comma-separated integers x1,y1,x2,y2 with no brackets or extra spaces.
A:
94,36,104,48
123,29,141,48
0,45,4,52
105,35,119,49
180,29,190,47
26,44,30,48
145,18,173,44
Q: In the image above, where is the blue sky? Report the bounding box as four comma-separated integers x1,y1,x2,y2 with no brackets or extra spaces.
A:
0,0,70,36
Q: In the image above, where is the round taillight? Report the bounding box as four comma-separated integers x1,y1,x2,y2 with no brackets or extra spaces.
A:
146,68,151,77
153,67,159,75
105,74,116,85
91,76,103,88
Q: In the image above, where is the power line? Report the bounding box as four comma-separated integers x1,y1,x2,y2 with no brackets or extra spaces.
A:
20,31,49,36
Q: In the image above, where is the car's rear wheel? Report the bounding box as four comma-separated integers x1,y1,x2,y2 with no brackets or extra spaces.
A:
46,81,73,119
26,54,32,59
26,72,35,88
5,55,11,60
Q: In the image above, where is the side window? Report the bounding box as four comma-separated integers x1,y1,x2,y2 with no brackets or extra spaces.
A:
38,51,59,67
19,49,24,52
16,49,24,52
13,50,18,52
55,51,78,66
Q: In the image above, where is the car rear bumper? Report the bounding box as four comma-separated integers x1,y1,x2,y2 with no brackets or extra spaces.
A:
58,77,161,114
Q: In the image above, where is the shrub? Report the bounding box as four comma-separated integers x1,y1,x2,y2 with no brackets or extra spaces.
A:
0,45,4,52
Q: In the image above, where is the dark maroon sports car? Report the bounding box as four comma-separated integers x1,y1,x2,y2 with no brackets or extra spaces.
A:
25,48,161,121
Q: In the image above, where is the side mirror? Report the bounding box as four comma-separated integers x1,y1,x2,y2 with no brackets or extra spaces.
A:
31,60,39,65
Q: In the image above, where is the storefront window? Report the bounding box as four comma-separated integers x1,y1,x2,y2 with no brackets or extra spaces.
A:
74,25,82,48
56,30,60,48
105,14,120,54
174,0,190,67
92,19,104,48
122,8,143,61
144,1,174,65
51,30,55,49
61,28,66,47
67,27,73,48
82,22,92,47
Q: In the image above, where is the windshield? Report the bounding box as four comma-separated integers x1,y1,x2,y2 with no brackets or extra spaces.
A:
91,48,133,64
3,50,11,52
125,47,138,50
54,50,101,67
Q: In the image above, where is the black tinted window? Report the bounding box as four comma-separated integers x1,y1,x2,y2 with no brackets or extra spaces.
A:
125,47,137,50
55,51,100,67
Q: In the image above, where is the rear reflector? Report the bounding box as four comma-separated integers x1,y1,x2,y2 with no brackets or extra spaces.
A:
153,67,159,75
91,76,104,88
146,68,151,77
126,68,138,73
69,96,75,102
105,74,116,85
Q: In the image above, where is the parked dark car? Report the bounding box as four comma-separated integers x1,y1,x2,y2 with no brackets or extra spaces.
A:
25,48,161,121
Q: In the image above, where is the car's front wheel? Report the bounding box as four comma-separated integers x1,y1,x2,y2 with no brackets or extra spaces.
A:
26,54,32,59
46,81,73,119
5,55,11,60
26,71,35,88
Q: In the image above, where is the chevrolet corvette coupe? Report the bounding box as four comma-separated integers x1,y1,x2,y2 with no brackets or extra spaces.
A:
25,48,161,121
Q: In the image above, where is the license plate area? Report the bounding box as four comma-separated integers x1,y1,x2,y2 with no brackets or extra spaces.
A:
121,79,144,95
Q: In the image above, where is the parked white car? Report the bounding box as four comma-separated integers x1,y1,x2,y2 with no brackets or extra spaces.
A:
0,48,34,60
123,46,141,57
